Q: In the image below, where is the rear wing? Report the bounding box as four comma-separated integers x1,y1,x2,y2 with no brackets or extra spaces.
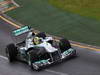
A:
11,26,31,44
12,26,30,36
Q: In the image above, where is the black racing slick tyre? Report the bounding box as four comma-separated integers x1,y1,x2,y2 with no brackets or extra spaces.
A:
59,38,71,52
6,43,18,62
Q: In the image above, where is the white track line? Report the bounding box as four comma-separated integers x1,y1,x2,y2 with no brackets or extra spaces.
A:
45,69,69,75
0,55,8,60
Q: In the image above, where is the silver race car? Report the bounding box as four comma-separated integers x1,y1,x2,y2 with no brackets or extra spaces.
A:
6,26,77,71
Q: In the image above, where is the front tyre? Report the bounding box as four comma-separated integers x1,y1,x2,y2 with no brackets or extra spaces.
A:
59,38,71,52
6,43,18,62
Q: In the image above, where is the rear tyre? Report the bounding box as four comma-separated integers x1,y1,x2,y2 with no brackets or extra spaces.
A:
6,43,18,62
59,38,71,52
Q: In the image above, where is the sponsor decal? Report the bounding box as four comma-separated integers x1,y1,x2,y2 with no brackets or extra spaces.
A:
13,26,30,36
35,60,49,64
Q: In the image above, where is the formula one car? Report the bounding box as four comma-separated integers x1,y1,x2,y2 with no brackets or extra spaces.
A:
5,26,76,71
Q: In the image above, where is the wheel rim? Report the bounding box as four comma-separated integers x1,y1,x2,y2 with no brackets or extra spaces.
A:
32,63,39,70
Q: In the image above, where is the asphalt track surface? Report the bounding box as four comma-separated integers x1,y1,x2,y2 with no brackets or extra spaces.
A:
0,18,100,75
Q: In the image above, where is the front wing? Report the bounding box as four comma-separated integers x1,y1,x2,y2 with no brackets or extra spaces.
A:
32,48,76,68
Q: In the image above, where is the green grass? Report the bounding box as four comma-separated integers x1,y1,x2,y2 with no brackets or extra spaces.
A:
7,0,100,46
49,0,100,20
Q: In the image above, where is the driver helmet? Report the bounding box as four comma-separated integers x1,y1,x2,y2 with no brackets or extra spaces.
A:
33,37,42,45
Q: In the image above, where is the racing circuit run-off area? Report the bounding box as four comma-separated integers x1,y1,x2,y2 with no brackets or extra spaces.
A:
0,0,100,75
